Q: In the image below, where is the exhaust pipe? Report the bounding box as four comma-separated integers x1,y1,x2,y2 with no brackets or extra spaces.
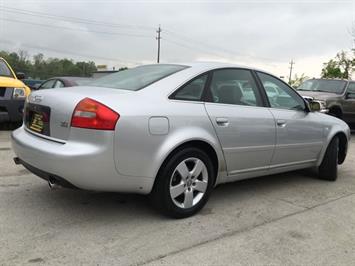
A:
14,157,21,165
48,177,60,190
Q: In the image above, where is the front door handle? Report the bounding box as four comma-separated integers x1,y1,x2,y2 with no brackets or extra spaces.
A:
216,117,229,126
276,119,287,127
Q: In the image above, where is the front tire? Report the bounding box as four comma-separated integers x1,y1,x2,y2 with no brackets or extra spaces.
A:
318,137,339,181
151,147,215,218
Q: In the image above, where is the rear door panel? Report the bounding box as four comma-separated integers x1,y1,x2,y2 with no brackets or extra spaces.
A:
205,104,275,174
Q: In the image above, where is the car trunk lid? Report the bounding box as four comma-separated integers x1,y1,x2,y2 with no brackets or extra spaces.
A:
25,86,131,141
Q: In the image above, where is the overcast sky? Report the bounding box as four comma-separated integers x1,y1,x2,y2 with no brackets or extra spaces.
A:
0,0,354,79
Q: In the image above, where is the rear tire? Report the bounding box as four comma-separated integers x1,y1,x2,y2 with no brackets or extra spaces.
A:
151,147,215,218
318,137,339,181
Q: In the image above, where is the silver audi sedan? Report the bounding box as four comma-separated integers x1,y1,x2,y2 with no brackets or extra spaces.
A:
12,62,350,218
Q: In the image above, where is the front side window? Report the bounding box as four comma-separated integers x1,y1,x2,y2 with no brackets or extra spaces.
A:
89,64,188,91
171,74,208,101
0,60,13,78
257,72,306,111
208,69,262,107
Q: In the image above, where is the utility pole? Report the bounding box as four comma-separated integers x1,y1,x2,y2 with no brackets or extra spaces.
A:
156,25,162,63
289,59,295,84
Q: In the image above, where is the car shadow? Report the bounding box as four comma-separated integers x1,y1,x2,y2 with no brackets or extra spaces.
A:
0,122,21,131
24,168,317,222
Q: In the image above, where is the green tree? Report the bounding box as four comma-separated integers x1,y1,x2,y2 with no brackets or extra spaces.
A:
321,51,354,79
76,61,97,77
0,50,98,79
290,73,309,88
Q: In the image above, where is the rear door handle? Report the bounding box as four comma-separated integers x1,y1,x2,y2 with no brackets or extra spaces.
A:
216,117,229,126
276,119,287,127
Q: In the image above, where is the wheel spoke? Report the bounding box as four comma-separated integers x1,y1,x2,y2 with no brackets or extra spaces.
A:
170,183,185,199
194,180,207,193
183,190,194,208
191,160,204,180
170,157,209,209
176,162,189,180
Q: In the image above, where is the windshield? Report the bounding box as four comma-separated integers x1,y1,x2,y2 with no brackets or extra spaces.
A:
88,64,188,91
297,79,346,94
0,60,14,78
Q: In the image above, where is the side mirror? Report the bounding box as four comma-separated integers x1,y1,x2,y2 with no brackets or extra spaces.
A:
346,92,355,100
16,72,26,80
309,101,321,112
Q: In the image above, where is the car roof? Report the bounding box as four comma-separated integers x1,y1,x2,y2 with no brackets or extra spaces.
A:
141,62,275,77
149,61,254,70
54,76,92,81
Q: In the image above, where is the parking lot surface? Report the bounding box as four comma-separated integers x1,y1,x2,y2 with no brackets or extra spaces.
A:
1,130,355,265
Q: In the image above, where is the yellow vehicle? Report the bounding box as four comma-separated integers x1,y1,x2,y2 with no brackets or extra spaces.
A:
0,57,31,123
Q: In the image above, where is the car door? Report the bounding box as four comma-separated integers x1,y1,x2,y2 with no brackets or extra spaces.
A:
256,72,324,167
342,82,355,125
204,68,276,175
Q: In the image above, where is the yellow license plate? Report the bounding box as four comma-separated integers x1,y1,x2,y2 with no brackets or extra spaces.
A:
30,113,44,133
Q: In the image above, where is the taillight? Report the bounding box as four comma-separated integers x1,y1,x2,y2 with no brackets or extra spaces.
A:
71,98,119,130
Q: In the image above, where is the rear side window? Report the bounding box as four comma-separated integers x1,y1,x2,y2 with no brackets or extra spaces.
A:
88,64,188,91
171,74,208,101
208,69,263,107
54,80,65,88
39,79,56,89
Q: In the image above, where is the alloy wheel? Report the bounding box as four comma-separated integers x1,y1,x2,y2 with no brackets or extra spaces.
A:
169,157,209,209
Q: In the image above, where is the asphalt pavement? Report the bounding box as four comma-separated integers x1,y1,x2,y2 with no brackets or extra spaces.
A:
1,130,355,265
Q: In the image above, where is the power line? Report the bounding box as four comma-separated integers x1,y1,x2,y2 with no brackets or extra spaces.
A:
164,38,227,59
1,7,279,63
0,40,141,65
164,28,277,62
164,37,278,68
2,18,153,38
0,6,285,66
0,6,281,64
0,6,155,31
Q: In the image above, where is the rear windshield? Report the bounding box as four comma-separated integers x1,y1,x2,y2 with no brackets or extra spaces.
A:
88,64,188,91
0,60,13,78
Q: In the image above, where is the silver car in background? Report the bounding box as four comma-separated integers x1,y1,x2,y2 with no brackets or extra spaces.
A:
12,62,350,218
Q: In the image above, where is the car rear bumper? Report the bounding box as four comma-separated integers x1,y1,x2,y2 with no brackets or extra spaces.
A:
14,157,78,189
11,126,154,194
0,99,25,122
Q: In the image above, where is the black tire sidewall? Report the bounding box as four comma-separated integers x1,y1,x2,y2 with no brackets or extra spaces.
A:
319,137,339,181
154,147,215,218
